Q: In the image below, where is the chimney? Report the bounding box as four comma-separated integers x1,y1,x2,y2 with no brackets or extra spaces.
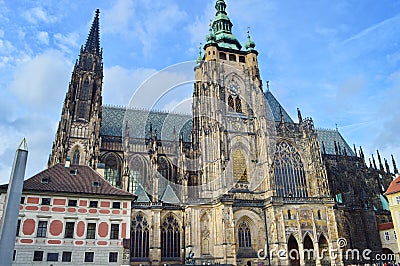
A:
65,156,71,168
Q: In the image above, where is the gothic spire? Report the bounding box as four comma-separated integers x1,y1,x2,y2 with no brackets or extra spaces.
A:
84,9,101,56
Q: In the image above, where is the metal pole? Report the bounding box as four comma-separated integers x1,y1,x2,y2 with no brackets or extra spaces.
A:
0,139,28,264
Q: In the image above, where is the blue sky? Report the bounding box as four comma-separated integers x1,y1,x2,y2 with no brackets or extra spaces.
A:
0,0,400,182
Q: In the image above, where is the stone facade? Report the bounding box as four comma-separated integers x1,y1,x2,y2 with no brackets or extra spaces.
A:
43,2,398,266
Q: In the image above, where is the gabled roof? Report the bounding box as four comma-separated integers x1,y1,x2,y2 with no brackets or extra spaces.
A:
135,183,151,202
316,129,355,156
0,163,135,198
160,184,181,204
385,175,400,195
264,91,294,123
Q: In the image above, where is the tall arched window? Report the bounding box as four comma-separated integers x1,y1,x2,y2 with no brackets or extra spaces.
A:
288,235,300,266
238,220,251,248
228,95,234,111
303,235,315,265
158,157,172,196
273,141,308,197
81,78,90,100
161,214,181,259
235,96,242,113
131,214,149,259
103,153,122,188
129,156,148,193
72,149,80,165
233,149,247,182
78,102,86,119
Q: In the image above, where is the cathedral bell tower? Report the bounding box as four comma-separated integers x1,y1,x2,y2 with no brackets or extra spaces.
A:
193,0,274,197
49,9,103,168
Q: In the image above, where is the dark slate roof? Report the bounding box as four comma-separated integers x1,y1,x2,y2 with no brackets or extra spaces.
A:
101,91,293,141
316,129,355,156
0,163,135,198
264,91,294,123
101,106,192,142
101,94,355,157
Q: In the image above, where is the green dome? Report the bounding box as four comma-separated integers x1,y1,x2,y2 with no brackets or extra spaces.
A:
245,31,256,52
206,25,216,43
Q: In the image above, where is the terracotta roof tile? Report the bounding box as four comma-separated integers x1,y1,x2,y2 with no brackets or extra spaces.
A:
385,175,400,195
378,222,394,230
0,164,135,198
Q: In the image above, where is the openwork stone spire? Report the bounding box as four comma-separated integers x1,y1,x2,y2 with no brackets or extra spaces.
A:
84,9,101,55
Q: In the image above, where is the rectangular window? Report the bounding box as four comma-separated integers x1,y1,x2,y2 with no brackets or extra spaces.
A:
62,251,72,262
84,252,94,262
41,197,51,205
13,250,16,261
396,196,400,205
112,202,120,209
239,56,246,63
385,231,390,240
68,199,77,206
89,201,98,208
86,223,96,239
16,219,21,236
229,54,236,62
33,251,44,261
36,221,47,238
394,231,397,240
20,196,25,204
109,252,118,263
110,224,119,239
64,222,75,238
47,253,59,262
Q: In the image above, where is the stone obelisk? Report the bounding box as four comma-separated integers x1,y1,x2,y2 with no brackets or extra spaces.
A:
0,139,28,264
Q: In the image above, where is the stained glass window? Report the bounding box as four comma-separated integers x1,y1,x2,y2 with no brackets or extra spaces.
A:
273,141,308,197
161,214,180,259
131,214,149,258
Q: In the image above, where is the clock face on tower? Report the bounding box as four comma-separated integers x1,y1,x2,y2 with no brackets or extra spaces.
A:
228,83,239,96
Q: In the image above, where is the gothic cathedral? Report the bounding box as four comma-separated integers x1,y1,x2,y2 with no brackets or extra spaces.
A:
49,1,396,265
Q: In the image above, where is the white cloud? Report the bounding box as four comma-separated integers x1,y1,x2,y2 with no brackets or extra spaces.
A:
103,65,156,106
53,32,79,54
102,0,135,35
37,31,49,45
24,7,57,24
8,49,71,110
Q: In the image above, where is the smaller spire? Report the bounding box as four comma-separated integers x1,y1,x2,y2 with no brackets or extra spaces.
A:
279,106,284,123
392,154,398,174
385,158,390,174
359,146,365,160
196,43,203,64
377,150,384,172
266,81,270,92
369,158,372,168
353,144,357,157
297,108,302,123
372,154,377,169
245,27,256,52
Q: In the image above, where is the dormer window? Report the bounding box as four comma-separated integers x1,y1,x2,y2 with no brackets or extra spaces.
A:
92,181,101,187
41,177,49,184
70,169,78,175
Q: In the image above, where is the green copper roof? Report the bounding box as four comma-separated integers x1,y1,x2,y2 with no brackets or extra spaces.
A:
134,183,151,202
211,0,242,50
160,184,181,204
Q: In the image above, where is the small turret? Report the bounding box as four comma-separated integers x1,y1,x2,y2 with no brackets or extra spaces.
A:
392,154,399,174
297,108,303,123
